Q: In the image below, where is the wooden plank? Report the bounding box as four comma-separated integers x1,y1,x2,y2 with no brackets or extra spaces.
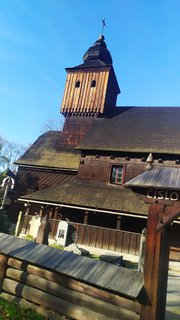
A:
84,72,91,110
83,226,91,245
102,229,110,249
0,234,25,253
122,232,130,254
116,231,123,251
129,233,137,255
100,71,109,113
108,230,117,251
135,234,141,255
12,242,40,260
89,226,98,247
80,72,89,112
96,228,103,248
77,224,86,245
77,72,85,110
94,71,100,110
68,73,77,112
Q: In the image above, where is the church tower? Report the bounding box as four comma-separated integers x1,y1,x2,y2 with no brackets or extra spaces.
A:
61,35,120,147
61,35,120,117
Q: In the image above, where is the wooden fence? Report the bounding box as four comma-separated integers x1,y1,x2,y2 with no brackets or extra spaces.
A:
0,233,147,320
21,215,141,255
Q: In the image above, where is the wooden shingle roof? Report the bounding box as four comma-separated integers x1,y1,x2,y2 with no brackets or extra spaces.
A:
0,233,144,300
125,167,180,190
76,107,180,154
19,179,148,215
15,131,80,171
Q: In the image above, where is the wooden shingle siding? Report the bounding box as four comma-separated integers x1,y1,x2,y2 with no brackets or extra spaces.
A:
61,70,109,115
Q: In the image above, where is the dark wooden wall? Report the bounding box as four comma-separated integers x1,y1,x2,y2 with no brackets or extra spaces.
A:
15,167,76,194
78,153,180,185
78,154,147,183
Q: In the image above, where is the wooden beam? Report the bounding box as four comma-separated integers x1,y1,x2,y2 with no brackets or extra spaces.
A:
84,210,89,224
140,204,170,320
157,205,180,231
0,254,8,292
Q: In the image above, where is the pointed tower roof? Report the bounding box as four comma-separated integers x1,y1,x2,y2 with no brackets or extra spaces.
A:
66,35,113,70
83,35,113,65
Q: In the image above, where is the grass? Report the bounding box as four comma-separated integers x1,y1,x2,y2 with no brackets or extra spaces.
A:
124,260,138,269
49,243,64,250
0,297,45,320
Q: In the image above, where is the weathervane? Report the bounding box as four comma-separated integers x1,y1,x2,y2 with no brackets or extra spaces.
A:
101,18,106,35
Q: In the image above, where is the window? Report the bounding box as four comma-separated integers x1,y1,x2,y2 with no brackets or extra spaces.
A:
91,80,96,87
75,80,80,88
110,166,123,185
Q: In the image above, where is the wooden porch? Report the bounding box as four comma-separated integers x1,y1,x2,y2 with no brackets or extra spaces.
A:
21,215,141,256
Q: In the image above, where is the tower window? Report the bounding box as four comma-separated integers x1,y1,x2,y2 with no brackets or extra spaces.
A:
75,80,80,88
110,165,123,185
91,80,96,87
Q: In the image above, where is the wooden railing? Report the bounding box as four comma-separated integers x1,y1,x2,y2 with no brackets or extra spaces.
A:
74,223,141,255
21,215,141,255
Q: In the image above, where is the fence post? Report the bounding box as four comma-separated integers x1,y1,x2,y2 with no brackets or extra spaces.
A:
15,211,24,236
138,228,146,272
0,254,8,292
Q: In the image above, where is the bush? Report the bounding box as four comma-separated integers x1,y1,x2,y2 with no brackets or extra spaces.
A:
24,234,34,241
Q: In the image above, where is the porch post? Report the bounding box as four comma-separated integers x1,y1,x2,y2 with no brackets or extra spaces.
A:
116,215,122,229
140,204,170,320
84,210,89,224
39,205,44,217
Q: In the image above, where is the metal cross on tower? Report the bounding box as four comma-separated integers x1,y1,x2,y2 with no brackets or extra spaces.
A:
101,18,106,35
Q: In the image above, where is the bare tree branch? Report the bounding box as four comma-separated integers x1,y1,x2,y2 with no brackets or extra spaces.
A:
40,116,64,134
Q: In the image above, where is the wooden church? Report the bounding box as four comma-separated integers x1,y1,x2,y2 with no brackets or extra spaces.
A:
13,34,180,259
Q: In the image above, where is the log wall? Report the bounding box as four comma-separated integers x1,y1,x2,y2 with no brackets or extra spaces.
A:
0,255,140,320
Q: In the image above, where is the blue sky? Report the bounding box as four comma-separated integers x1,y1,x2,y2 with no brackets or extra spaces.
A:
1,0,180,146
